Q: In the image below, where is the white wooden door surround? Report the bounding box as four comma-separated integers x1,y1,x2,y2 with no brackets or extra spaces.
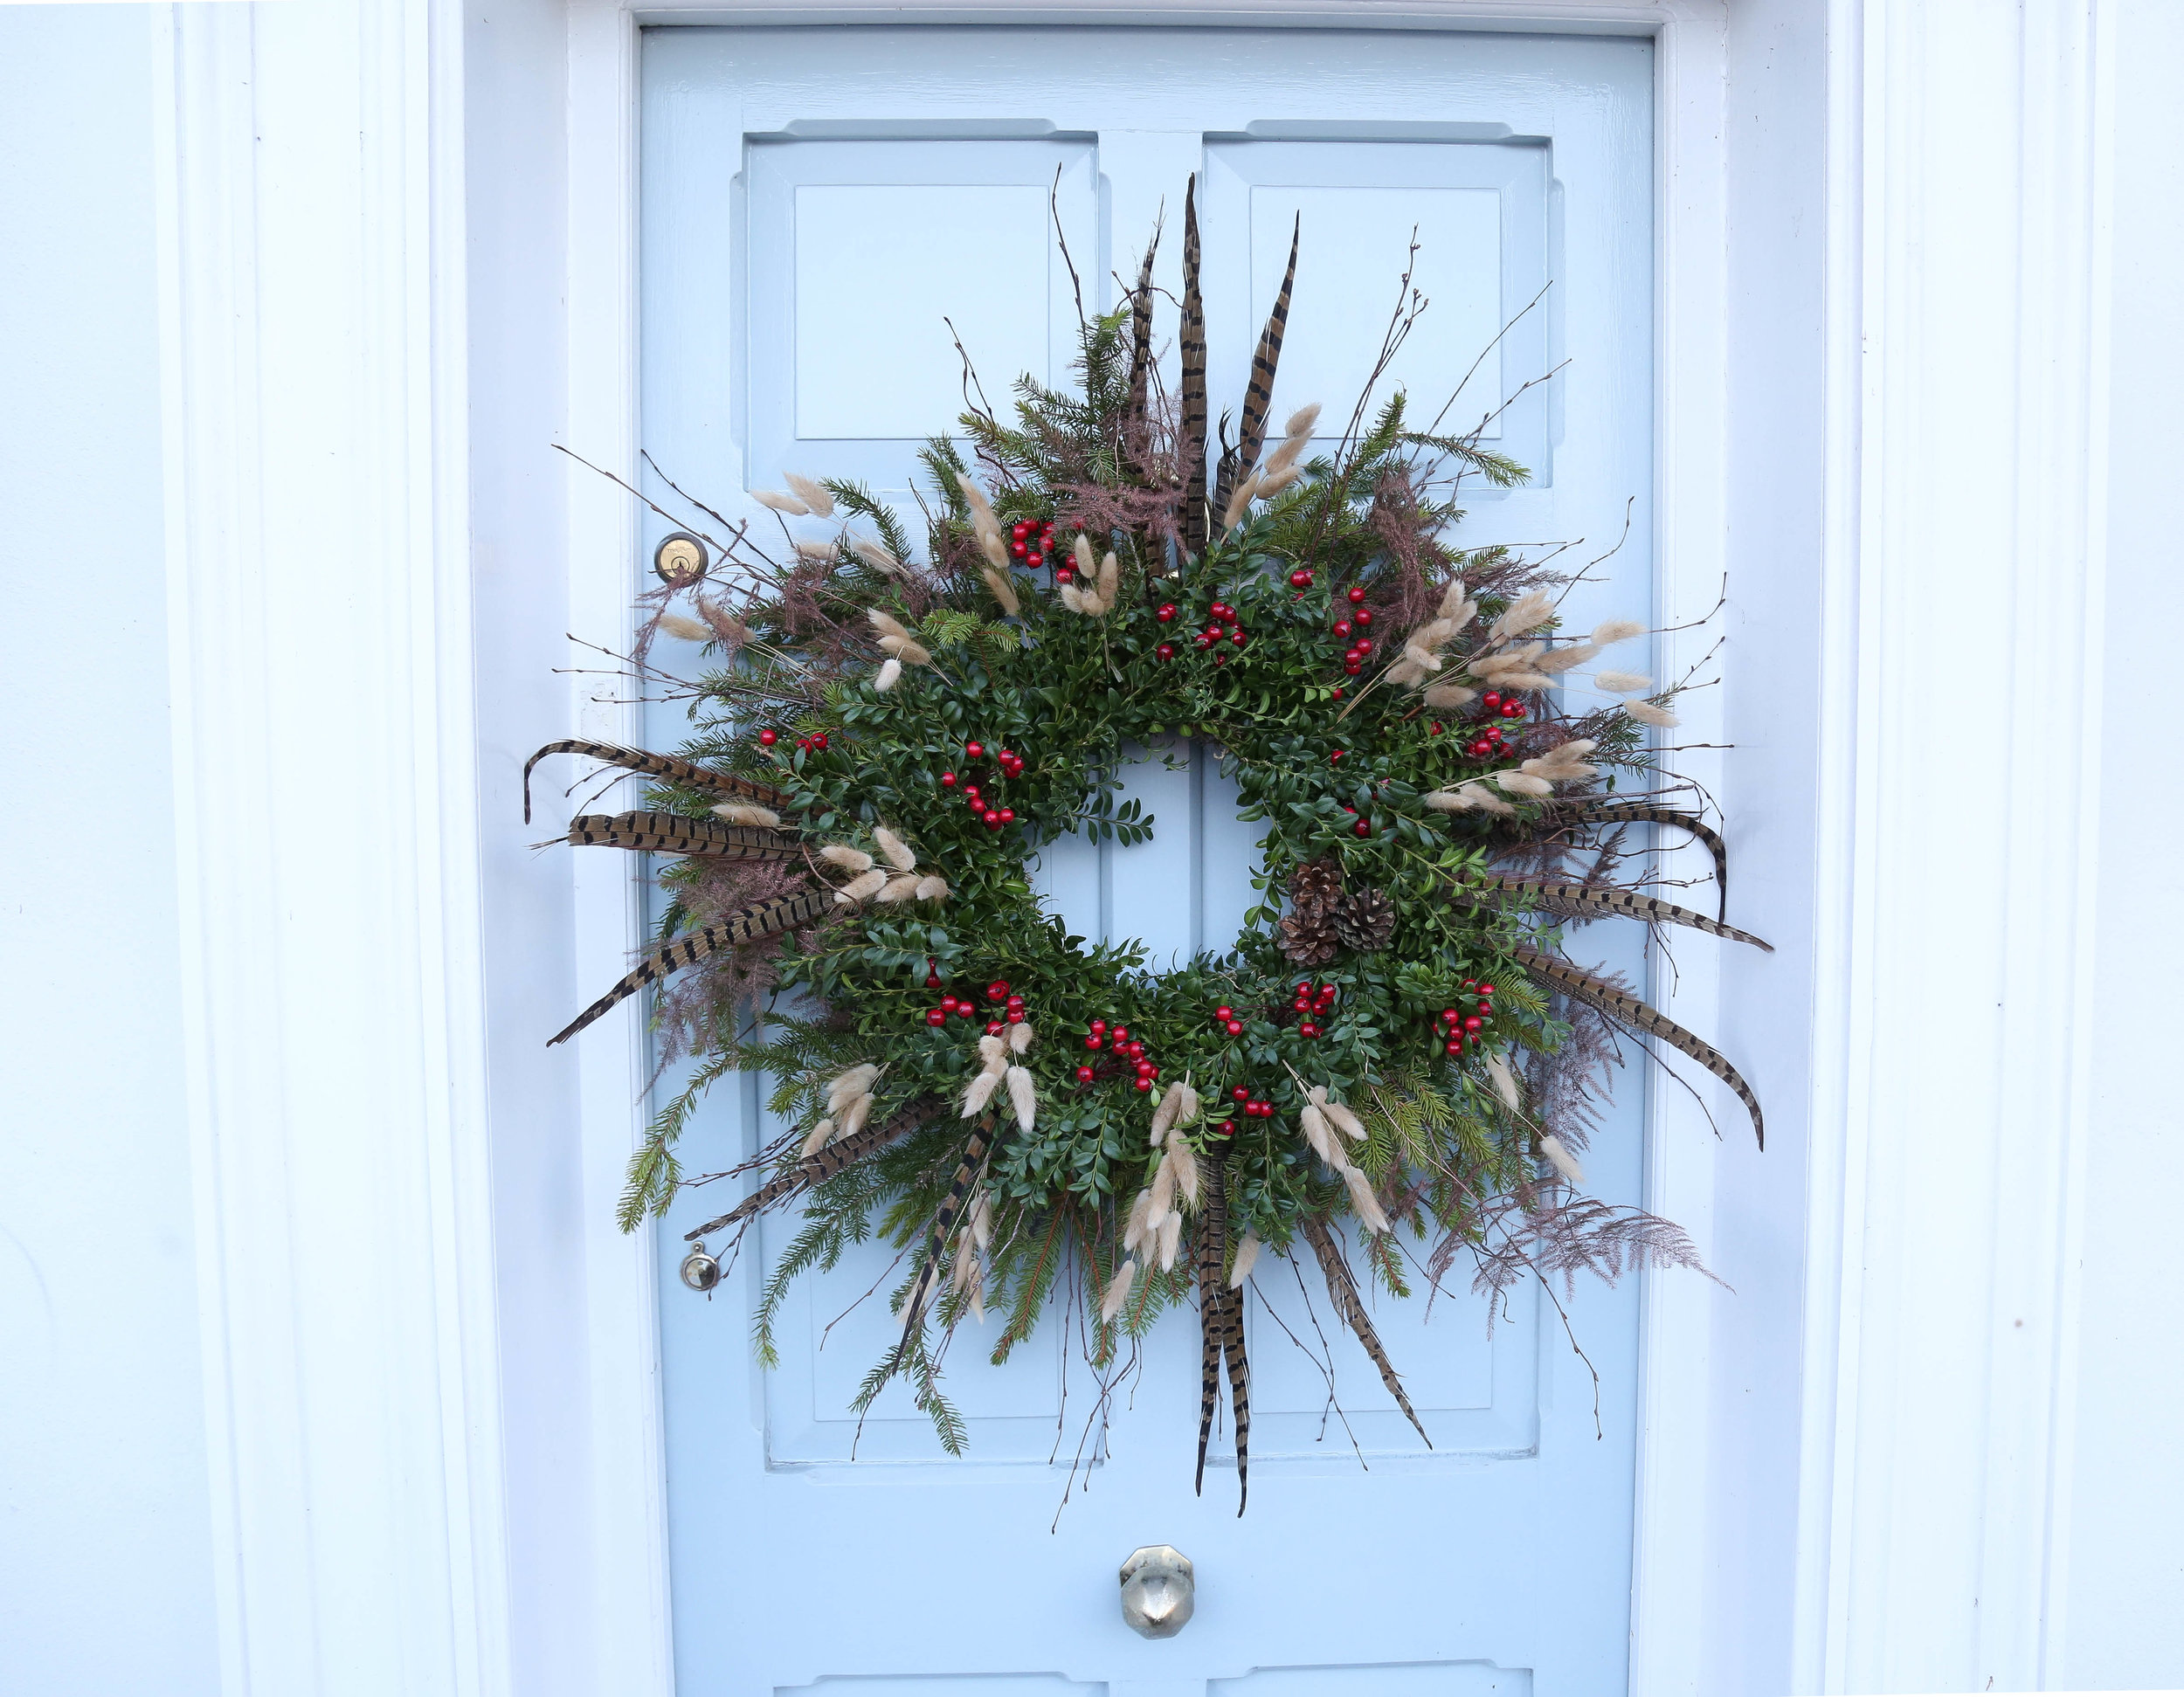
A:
638,24,1648,1697
146,1,2125,1694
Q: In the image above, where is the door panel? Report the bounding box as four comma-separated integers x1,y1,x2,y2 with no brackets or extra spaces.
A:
641,25,1653,1697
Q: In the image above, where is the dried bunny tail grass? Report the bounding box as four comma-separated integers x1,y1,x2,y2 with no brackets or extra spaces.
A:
956,471,999,529
851,536,906,576
1485,1052,1523,1111
1536,642,1601,675
1595,669,1653,693
970,1190,992,1251
1221,467,1261,530
781,473,834,517
1622,697,1682,728
1341,1167,1391,1233
979,565,1022,617
975,1033,1008,1073
872,657,903,693
819,844,874,873
1299,1103,1335,1162
867,608,913,644
1593,617,1646,645
881,637,932,666
833,867,888,905
1095,550,1119,607
1423,788,1480,812
836,1093,874,1140
657,613,715,644
1421,683,1478,709
1539,1134,1586,1185
1459,781,1517,817
1073,532,1096,576
826,1065,879,1111
1058,583,1090,616
913,874,950,903
1523,739,1599,783
1436,580,1475,621
695,597,750,647
1489,590,1557,643
1150,1079,1193,1144
750,489,810,516
1256,463,1302,497
1148,1155,1177,1224
1123,1189,1155,1255
711,803,782,828
874,873,922,902
1385,659,1430,688
950,1233,977,1293
1156,1211,1184,1271
1470,641,1545,679
1005,1066,1037,1132
1100,1259,1138,1322
1168,1140,1201,1208
1227,1234,1261,1289
1491,671,1556,691
1283,402,1322,438
792,539,837,564
871,826,916,872
960,1069,1003,1117
1007,1020,1034,1054
797,1117,835,1158
1311,1087,1366,1143
1262,436,1304,476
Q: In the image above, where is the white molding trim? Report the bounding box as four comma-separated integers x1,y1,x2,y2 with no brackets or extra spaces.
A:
1795,2,2116,1692
153,2,511,1692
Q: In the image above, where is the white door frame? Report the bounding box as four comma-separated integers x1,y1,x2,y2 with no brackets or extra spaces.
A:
153,0,2116,1693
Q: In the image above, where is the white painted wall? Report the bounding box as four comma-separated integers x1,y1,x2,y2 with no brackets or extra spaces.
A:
0,3,2178,1693
0,7,221,1693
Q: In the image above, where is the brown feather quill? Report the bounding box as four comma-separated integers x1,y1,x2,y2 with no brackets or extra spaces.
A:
1179,176,1209,557
567,811,798,861
1211,210,1300,524
524,737,786,824
1299,1213,1431,1446
1476,873,1772,952
1563,800,1731,921
683,1098,940,1240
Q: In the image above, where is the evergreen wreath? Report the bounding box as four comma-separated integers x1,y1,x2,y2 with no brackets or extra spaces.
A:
530,183,1767,1511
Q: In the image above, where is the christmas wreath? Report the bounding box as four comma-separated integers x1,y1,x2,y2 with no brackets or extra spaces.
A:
531,184,1766,1510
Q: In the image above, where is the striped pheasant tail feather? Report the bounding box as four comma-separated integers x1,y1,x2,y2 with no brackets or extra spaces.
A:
1192,1150,1249,1512
1220,1283,1249,1515
1123,231,1159,431
1563,801,1731,921
1179,176,1210,557
682,1098,939,1241
894,1122,996,1358
1512,944,1766,1149
1477,873,1772,952
547,888,830,1045
1212,210,1299,524
568,811,798,861
1299,1214,1428,1446
524,738,787,824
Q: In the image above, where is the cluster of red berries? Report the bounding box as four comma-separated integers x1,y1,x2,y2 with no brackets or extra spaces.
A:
757,727,830,753
1331,588,1375,676
1075,1018,1161,1092
1289,981,1338,1037
1008,518,1057,572
1213,1086,1277,1138
1462,693,1531,760
1434,979,1496,1054
923,976,1027,1030
1287,568,1315,590
938,741,1026,831
1211,1003,1246,1038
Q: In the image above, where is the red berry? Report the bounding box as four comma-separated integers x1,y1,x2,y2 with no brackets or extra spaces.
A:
758,728,778,747
795,738,811,753
1482,693,1502,709
1026,552,1045,569
1194,634,1213,650
813,733,829,750
955,1003,975,1019
1111,1026,1130,1042
1344,663,1362,676
1332,619,1353,639
1347,586,1367,605
986,1020,1004,1035
1212,652,1227,666
1085,1035,1102,1050
1441,1008,1461,1024
1234,1086,1250,1102
999,808,1015,824
1289,569,1313,588
1229,630,1247,647
926,1009,947,1027
1330,686,1344,700
1430,721,1444,735
1503,701,1525,718
1353,820,1371,837
1224,1019,1243,1037
1090,1018,1108,1032
1006,995,1026,1011
1132,1078,1153,1093
1216,1119,1237,1138
1463,1016,1484,1032
1157,604,1177,623
1477,983,1496,997
983,811,1002,829
939,996,959,1012
1056,566,1075,583
1353,610,1372,628
1299,1022,1319,1038
1215,1005,1234,1020
1076,1066,1095,1083
986,981,1009,1002
1156,643,1175,660
1010,540,1028,559
1330,749,1344,763
1445,1038,1463,1055
966,742,984,758
964,785,981,802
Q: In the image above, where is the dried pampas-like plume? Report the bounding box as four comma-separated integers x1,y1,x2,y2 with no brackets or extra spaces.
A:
1489,590,1556,644
1622,697,1681,728
793,539,836,564
871,825,916,873
1490,771,1556,798
1421,682,1478,709
750,489,810,516
1168,1139,1201,1207
1150,1078,1197,1145
980,565,1022,617
961,1068,1003,1116
1005,1065,1037,1131
1227,1234,1261,1289
1593,617,1646,645
1310,1086,1365,1144
837,1092,874,1140
658,613,714,644
1539,1135,1586,1185
1341,1166,1391,1233
1299,1102,1335,1162
798,1116,835,1158
851,536,905,576
1596,669,1652,693
1222,467,1261,530
826,1065,879,1112
1521,738,1599,783
833,868,888,905
1424,783,1517,817
711,803,783,828
1157,1211,1184,1271
873,658,902,693
874,873,922,902
1007,1020,1034,1054
819,843,874,873
1123,1188,1155,1255
1485,1052,1523,1110
913,874,949,903
782,473,834,517
1101,1259,1137,1322
1536,642,1601,675
1283,402,1322,438
1148,1155,1177,1224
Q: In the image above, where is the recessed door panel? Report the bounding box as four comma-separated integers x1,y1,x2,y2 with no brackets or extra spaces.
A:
642,24,1655,1697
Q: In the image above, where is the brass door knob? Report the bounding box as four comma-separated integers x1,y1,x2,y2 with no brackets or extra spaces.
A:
1119,1545,1193,1638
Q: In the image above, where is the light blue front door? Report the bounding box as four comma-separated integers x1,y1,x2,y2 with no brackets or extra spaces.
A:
639,25,1655,1696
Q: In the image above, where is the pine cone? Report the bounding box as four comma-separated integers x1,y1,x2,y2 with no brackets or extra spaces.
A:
1279,859,1344,964
1332,887,1396,953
